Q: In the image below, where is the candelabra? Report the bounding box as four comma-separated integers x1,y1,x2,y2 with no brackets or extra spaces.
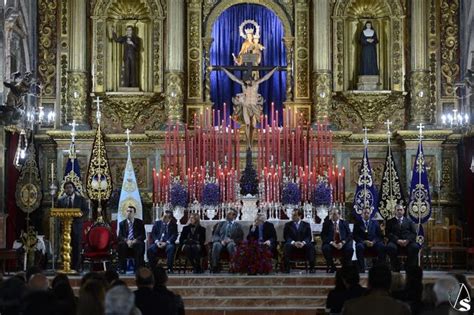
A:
440,108,469,129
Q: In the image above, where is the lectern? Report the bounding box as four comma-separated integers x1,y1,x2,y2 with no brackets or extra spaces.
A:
50,208,82,273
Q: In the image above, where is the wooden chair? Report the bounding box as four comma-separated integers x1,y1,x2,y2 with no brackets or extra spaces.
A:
429,224,450,269
448,225,466,268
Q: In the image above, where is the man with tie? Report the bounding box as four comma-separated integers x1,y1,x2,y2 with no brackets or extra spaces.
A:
117,205,146,273
147,211,178,272
354,207,385,272
283,209,315,273
247,213,277,253
57,181,89,270
386,204,419,271
211,209,244,273
321,208,353,273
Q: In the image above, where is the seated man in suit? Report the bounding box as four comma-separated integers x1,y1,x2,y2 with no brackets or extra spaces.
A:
386,204,419,271
147,211,178,273
354,207,386,272
283,208,315,273
117,205,146,273
57,181,89,270
179,213,206,273
211,209,243,273
321,208,353,272
247,213,277,253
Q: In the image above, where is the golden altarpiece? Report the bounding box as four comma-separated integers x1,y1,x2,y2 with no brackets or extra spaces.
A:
29,0,465,248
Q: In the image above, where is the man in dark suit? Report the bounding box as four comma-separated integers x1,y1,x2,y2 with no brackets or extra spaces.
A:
321,208,353,272
179,213,206,273
57,181,89,270
354,207,386,272
147,211,178,272
247,213,277,253
211,209,244,273
117,205,145,273
283,208,315,273
386,204,419,271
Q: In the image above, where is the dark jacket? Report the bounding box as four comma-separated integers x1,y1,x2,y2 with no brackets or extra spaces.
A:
211,220,244,243
150,220,178,244
153,285,185,315
283,220,312,245
135,287,176,315
321,219,352,245
57,193,89,225
247,221,277,248
179,224,206,246
386,216,417,244
353,219,383,243
118,218,145,243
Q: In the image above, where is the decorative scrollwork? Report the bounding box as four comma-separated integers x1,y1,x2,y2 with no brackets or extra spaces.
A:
16,142,43,214
312,71,332,122
38,0,58,96
440,0,460,97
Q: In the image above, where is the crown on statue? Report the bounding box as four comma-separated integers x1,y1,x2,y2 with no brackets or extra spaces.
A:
253,34,260,39
245,27,255,35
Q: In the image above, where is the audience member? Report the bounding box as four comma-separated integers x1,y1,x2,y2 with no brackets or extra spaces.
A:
148,211,178,272
135,267,174,315
283,208,316,273
0,276,27,315
153,266,185,315
342,264,411,315
51,274,76,315
25,266,42,282
325,269,347,314
77,279,107,315
421,276,464,315
390,272,405,293
392,265,423,314
341,265,367,300
105,285,135,315
211,209,244,273
419,283,435,314
28,273,49,291
104,269,120,285
20,290,58,315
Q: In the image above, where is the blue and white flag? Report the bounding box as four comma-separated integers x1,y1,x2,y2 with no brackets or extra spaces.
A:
353,147,378,220
408,142,431,224
117,140,143,233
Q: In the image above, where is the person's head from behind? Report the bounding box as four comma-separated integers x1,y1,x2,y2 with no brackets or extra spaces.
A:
126,206,136,221
80,272,107,288
405,265,423,287
433,276,459,306
63,181,76,196
51,273,70,289
77,279,107,315
291,209,303,222
21,290,57,315
26,266,42,282
152,266,168,287
368,264,391,291
136,267,154,288
104,270,119,286
28,273,49,291
105,285,134,315
341,265,360,288
362,207,371,221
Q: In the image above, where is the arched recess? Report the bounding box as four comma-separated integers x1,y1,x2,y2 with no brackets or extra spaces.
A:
204,0,293,38
332,0,406,92
91,0,164,93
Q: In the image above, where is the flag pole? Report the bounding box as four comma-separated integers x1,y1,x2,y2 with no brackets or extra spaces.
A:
416,123,424,266
362,127,369,211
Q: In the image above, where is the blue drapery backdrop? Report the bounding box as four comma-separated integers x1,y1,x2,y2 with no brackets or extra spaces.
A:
210,4,287,125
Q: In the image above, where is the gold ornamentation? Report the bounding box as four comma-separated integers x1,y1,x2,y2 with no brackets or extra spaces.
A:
51,208,82,273
350,158,385,198
86,127,113,201
312,71,332,122
202,38,214,103
331,91,406,131
67,71,88,125
38,0,58,97
396,130,453,141
187,5,202,100
166,71,185,122
61,0,68,35
203,0,218,19
97,93,166,132
16,143,43,213
60,55,68,124
428,0,439,110
295,6,309,99
283,37,294,102
440,0,459,97
410,70,431,124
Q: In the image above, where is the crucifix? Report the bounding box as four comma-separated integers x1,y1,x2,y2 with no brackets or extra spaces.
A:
362,127,369,146
125,128,132,156
94,96,103,124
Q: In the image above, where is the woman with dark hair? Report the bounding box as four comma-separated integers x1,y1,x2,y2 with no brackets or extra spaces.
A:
51,275,76,315
359,20,379,75
77,279,107,315
326,269,347,314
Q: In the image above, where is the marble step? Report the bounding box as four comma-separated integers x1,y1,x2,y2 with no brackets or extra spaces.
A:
169,285,332,297
185,307,326,315
182,295,326,308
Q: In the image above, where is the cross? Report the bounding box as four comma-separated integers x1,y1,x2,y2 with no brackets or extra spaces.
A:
69,119,77,142
362,127,369,146
125,128,132,151
384,119,392,145
417,123,424,141
94,96,103,123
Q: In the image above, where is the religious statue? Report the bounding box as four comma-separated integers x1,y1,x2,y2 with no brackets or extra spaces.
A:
112,26,140,88
221,67,277,149
359,21,379,75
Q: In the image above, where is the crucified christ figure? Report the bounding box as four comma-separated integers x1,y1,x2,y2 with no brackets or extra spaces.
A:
221,67,277,149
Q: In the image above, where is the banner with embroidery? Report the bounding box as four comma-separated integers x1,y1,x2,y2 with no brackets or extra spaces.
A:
378,147,405,220
353,147,378,221
408,142,431,224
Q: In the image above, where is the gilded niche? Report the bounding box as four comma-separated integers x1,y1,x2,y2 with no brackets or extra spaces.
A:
38,0,58,97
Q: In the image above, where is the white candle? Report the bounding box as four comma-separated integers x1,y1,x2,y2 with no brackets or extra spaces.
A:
51,162,54,183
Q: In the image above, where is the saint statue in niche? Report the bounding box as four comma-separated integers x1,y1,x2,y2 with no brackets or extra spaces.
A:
112,26,140,88
359,21,379,75
232,20,266,80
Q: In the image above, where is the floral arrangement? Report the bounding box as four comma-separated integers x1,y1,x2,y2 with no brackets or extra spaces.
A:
240,149,259,196
282,182,301,205
170,183,188,208
231,240,273,274
202,182,220,206
313,181,332,207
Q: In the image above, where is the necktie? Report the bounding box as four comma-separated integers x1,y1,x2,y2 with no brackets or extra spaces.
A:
398,218,403,227
334,221,340,243
295,222,299,230
258,225,263,241
128,221,134,240
225,222,232,238
365,220,369,233
68,196,72,208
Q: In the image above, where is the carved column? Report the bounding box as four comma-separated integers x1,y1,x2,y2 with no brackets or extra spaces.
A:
166,0,185,122
67,0,88,127
202,37,214,104
282,37,294,102
312,0,332,123
409,0,431,125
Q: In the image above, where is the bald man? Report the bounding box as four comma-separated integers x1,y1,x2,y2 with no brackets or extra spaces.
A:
28,273,49,291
